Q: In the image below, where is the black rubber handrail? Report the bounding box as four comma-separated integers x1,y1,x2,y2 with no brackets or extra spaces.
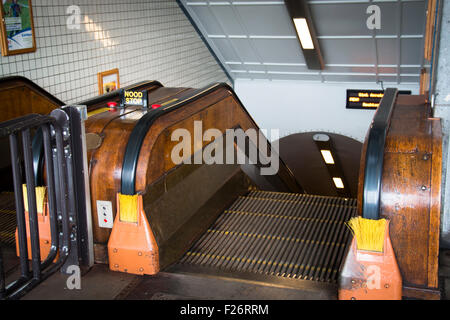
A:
121,83,222,195
120,82,303,195
362,88,398,220
77,80,163,107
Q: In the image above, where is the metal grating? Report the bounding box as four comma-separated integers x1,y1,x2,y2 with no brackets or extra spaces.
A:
179,190,357,283
0,192,16,247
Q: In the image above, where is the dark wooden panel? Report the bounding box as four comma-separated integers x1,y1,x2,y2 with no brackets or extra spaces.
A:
86,85,301,254
0,85,60,122
357,92,442,298
374,94,442,294
381,151,431,286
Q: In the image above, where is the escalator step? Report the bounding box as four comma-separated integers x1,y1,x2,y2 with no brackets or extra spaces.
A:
179,191,357,283
0,192,16,247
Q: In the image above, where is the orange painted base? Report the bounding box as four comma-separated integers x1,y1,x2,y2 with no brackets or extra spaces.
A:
107,194,159,275
15,203,58,262
338,223,402,300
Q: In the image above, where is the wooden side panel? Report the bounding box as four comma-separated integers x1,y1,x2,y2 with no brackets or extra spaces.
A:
420,0,437,96
87,88,233,245
376,94,442,294
0,85,59,122
428,118,442,288
88,115,137,244
87,85,299,253
135,91,270,193
424,0,437,62
381,151,431,286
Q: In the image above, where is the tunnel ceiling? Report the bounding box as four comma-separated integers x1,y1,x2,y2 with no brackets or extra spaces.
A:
178,0,427,85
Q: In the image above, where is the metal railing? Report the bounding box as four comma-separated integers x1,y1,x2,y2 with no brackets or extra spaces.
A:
362,88,398,220
0,106,92,299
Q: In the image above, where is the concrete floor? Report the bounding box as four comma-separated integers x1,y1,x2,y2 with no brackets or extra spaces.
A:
2,247,450,300
439,249,450,299
22,264,140,300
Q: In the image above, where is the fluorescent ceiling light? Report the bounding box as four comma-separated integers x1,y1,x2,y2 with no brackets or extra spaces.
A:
320,150,335,164
293,18,314,50
333,177,345,189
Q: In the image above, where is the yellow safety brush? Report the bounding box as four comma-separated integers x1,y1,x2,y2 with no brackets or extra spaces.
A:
118,193,138,223
22,184,46,215
346,216,386,252
339,216,402,300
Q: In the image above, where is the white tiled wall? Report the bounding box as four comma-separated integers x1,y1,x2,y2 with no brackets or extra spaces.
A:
0,0,229,104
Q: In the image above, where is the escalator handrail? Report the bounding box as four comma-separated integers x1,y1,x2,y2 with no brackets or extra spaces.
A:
76,80,163,107
362,88,398,220
120,82,303,195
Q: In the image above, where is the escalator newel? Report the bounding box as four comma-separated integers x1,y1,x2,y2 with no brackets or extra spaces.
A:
338,217,401,300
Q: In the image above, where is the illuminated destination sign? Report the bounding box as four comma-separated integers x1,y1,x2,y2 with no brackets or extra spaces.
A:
346,89,411,109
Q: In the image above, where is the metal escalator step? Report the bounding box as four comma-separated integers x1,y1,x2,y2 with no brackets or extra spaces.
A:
0,192,17,247
178,191,357,283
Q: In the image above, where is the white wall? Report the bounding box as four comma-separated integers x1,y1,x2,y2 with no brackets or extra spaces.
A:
433,0,450,247
235,79,420,142
0,0,229,104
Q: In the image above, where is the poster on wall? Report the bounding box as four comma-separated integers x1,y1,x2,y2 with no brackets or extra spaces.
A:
0,0,36,56
98,68,120,95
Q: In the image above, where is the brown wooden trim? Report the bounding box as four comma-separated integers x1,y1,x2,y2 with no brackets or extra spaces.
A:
424,0,437,62
420,68,429,97
402,285,441,300
428,118,442,288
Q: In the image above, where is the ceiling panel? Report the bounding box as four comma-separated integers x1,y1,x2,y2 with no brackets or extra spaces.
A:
235,5,294,36
251,38,306,63
269,73,321,81
229,38,260,61
213,38,241,61
210,6,245,35
264,64,309,73
402,1,427,35
323,74,377,83
179,0,427,84
189,6,224,35
401,38,424,65
309,3,398,36
376,38,398,65
319,39,375,65
324,66,377,74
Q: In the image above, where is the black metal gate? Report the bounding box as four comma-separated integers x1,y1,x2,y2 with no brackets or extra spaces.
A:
0,106,92,300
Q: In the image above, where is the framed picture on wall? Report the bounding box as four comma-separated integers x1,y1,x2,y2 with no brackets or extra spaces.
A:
98,68,120,95
0,0,37,56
